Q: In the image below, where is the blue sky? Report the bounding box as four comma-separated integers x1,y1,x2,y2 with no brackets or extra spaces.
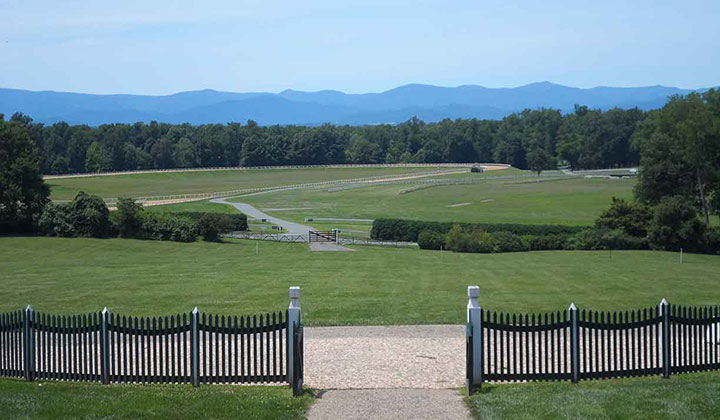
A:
1,0,718,95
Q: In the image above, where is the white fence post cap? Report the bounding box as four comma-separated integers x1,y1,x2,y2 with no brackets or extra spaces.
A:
660,298,668,306
102,307,110,315
467,286,480,298
192,307,199,314
289,286,300,299
25,304,33,312
569,303,577,311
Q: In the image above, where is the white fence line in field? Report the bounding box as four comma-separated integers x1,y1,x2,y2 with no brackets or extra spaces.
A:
44,162,507,180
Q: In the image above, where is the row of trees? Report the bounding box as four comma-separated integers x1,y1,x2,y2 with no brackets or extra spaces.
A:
8,105,648,175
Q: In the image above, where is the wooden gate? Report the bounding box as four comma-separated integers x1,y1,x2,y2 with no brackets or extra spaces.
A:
309,231,336,243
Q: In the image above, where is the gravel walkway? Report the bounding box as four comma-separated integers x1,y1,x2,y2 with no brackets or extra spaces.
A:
211,199,314,234
308,389,471,420
305,325,465,389
304,325,470,419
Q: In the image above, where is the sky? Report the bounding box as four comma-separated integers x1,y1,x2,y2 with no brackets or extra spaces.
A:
1,0,719,95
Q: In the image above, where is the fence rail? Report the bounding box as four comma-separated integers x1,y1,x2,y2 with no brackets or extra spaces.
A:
466,288,720,394
0,288,304,393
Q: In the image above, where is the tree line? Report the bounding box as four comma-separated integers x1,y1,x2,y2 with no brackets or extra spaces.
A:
7,105,647,175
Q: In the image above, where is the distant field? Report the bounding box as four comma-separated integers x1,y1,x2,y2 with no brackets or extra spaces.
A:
1,237,717,326
230,173,635,227
47,166,445,201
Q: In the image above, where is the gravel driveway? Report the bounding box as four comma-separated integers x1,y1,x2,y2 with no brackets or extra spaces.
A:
304,325,465,389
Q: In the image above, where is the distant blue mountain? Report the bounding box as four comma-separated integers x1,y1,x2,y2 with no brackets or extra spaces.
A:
0,82,712,126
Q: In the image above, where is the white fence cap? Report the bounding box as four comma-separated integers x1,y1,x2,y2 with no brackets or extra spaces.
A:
468,286,480,299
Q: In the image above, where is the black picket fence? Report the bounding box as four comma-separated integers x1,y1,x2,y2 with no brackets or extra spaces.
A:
467,302,720,393
0,307,303,392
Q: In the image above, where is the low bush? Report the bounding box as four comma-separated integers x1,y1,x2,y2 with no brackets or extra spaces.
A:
139,213,197,242
417,230,445,250
491,231,530,252
173,212,248,232
647,196,706,252
38,192,110,238
523,234,569,251
445,225,498,253
595,197,652,237
112,197,143,238
704,227,720,255
371,218,585,242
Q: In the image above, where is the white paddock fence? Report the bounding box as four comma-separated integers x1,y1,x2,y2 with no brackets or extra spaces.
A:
44,162,506,180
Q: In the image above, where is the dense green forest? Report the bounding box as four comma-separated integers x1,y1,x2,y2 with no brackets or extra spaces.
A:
6,105,646,175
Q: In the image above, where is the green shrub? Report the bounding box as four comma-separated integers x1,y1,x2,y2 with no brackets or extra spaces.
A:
523,234,569,251
139,213,197,242
445,225,498,253
38,191,110,238
417,230,445,250
113,197,143,238
38,202,75,237
565,228,607,250
595,197,652,237
600,228,648,250
705,227,720,255
174,212,248,232
371,218,585,242
491,231,530,252
647,196,706,252
197,214,222,242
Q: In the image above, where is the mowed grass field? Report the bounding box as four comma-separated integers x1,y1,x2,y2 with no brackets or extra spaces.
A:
230,174,635,227
47,166,444,200
0,378,311,420
467,372,720,420
1,237,718,325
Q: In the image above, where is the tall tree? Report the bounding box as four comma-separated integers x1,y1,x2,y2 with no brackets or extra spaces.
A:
0,115,50,232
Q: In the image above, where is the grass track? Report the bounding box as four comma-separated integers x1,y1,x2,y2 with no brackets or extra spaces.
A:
0,378,311,420
48,167,442,200
467,371,720,419
1,237,718,325
230,176,635,226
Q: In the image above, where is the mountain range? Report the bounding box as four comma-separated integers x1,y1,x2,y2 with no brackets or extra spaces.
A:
0,82,712,126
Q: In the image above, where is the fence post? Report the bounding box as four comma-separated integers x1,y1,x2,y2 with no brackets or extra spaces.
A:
467,286,482,389
661,298,670,379
191,307,200,387
101,307,110,384
287,287,301,387
570,303,579,383
23,305,35,381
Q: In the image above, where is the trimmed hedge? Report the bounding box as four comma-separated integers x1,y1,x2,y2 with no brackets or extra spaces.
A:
371,218,586,242
139,213,197,242
172,212,248,232
417,230,445,250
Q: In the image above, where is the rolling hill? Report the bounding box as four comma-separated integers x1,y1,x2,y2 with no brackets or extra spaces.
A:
0,82,711,126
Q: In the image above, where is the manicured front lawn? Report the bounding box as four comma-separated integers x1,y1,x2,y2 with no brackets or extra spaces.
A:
1,237,719,325
467,372,720,419
0,378,312,420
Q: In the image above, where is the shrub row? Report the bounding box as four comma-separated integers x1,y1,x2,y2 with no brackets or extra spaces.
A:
40,193,247,242
372,218,585,242
418,226,652,253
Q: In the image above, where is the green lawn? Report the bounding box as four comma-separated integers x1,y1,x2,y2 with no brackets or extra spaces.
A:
1,237,718,325
467,372,720,420
0,378,311,420
230,175,635,227
47,166,443,201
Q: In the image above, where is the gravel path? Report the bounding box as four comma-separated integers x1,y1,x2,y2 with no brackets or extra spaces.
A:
211,198,315,234
305,325,465,389
304,325,469,419
308,389,471,420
